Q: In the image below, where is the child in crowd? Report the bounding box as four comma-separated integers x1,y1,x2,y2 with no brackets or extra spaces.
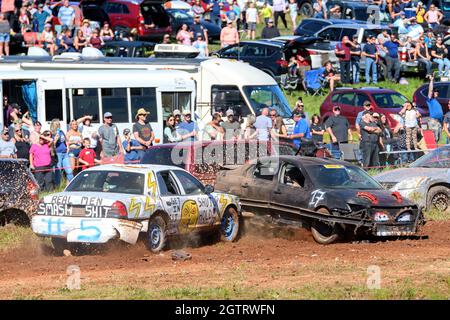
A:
122,128,143,164
78,138,100,170
192,33,208,57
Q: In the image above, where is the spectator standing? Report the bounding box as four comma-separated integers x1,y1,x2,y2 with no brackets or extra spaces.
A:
377,29,390,45
254,107,272,141
162,34,171,44
287,0,298,32
220,20,239,47
425,76,444,143
325,106,351,145
424,29,435,49
164,115,183,143
203,112,224,141
362,35,378,85
313,0,327,19
177,24,192,45
78,138,100,170
416,2,426,26
33,4,50,33
177,110,198,141
399,101,420,157
288,111,311,149
431,36,450,77
193,33,209,57
192,0,206,18
310,114,325,144
261,19,280,39
424,3,443,29
123,128,143,163
350,35,361,84
133,108,155,159
0,128,16,158
43,0,53,16
272,0,287,29
66,120,83,171
0,13,11,57
379,114,396,165
272,116,288,141
58,0,75,31
246,2,258,40
191,15,208,44
243,114,258,139
360,111,382,168
221,109,241,140
210,0,222,28
18,7,31,34
260,2,273,25
98,112,123,158
335,36,352,84
78,115,100,159
173,109,182,127
443,103,450,143
100,22,114,41
329,5,342,19
12,124,30,160
382,33,403,83
416,36,432,76
50,118,73,186
355,100,374,139
29,130,54,191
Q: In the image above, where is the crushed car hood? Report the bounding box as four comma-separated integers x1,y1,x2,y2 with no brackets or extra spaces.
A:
374,167,450,183
321,188,415,207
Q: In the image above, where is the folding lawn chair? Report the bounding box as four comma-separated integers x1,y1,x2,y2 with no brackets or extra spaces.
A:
303,67,326,96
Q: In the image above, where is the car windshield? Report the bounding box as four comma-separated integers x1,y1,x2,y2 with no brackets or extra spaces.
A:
307,164,382,190
410,147,450,168
101,46,127,57
371,92,408,109
243,85,292,118
66,170,145,195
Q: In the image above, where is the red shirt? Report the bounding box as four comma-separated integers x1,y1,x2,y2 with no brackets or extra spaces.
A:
336,42,351,61
78,148,96,170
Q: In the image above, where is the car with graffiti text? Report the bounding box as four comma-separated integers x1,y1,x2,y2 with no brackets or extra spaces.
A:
215,156,425,244
31,164,241,254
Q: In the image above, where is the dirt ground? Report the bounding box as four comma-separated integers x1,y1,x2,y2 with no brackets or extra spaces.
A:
0,220,449,299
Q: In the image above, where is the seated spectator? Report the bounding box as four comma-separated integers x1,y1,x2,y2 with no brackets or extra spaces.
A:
415,36,432,76
89,28,104,49
78,138,101,170
29,130,54,191
100,22,114,41
322,62,340,92
431,36,450,78
81,19,93,40
288,56,298,77
74,29,88,52
60,28,76,52
407,18,424,41
39,23,57,56
0,127,16,158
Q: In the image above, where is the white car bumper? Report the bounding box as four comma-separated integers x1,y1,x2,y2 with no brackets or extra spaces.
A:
31,216,143,244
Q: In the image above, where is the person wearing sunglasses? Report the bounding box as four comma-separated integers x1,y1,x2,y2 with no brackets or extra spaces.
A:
0,128,17,158
415,35,432,76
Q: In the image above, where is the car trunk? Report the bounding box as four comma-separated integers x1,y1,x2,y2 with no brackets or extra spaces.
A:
140,0,171,28
282,37,324,69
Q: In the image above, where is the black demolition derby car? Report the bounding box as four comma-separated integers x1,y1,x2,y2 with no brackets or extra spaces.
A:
215,156,425,244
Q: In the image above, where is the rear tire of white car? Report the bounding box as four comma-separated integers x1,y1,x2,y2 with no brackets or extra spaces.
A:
311,208,341,245
51,238,72,256
146,215,167,253
220,207,240,242
427,186,450,212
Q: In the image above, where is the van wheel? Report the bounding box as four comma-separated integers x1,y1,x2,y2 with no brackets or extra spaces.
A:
311,208,342,244
146,215,167,253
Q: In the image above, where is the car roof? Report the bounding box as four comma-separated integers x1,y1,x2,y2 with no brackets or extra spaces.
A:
300,18,365,25
83,164,185,173
239,40,284,48
255,155,351,167
323,23,388,29
333,87,400,93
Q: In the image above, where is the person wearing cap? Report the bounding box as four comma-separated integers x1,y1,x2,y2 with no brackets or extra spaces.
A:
190,14,208,45
350,34,361,84
177,110,198,142
33,3,51,33
133,108,154,158
360,110,382,168
220,109,241,140
39,23,57,56
220,20,239,48
324,106,351,145
261,18,280,39
193,33,208,57
123,128,143,164
393,12,411,37
288,111,311,149
362,35,378,85
355,100,374,139
58,0,75,30
172,109,182,126
0,128,17,158
407,17,424,41
81,19,93,39
425,74,443,143
98,112,123,158
202,112,224,141
76,115,100,159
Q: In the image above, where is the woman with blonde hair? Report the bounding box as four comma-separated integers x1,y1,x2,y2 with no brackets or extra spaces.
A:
271,116,288,141
66,119,83,172
243,114,258,139
50,119,74,185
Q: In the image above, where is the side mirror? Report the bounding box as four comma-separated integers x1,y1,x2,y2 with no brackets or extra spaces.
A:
204,184,214,194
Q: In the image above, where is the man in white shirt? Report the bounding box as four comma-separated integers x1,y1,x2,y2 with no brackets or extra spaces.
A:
254,107,273,141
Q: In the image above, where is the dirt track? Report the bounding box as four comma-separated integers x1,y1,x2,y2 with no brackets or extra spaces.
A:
0,220,449,299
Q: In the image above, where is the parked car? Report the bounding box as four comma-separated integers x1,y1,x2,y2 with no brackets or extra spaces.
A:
80,2,111,26
0,159,39,226
140,140,299,186
324,0,390,23
212,37,319,83
320,87,428,128
166,8,221,41
375,146,450,212
294,18,365,37
101,0,172,40
413,81,450,114
31,164,241,254
215,156,424,244
101,40,155,57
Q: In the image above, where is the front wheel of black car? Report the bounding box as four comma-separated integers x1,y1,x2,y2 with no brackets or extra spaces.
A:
311,208,341,245
146,215,168,253
427,186,450,212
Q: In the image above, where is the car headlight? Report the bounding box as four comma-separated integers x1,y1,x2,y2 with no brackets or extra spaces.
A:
394,177,429,190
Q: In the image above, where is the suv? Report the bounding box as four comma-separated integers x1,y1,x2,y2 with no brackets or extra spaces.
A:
294,18,364,37
213,37,319,82
320,87,427,128
0,159,39,226
413,81,450,113
101,0,172,40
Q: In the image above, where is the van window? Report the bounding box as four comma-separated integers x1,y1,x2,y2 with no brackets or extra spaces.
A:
130,88,157,122
70,88,100,122
161,92,191,120
102,88,128,123
341,28,357,39
211,85,251,117
45,90,63,122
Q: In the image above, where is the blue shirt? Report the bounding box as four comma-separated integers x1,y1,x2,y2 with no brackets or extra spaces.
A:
293,118,311,148
58,6,75,27
123,139,140,163
426,97,443,122
355,110,365,127
211,0,221,16
177,120,198,141
363,43,377,56
383,41,399,58
33,11,50,33
54,131,68,153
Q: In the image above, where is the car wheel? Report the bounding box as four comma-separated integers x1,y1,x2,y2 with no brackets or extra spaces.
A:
220,207,240,242
311,208,341,244
299,2,314,17
146,215,167,253
378,62,388,81
427,186,450,212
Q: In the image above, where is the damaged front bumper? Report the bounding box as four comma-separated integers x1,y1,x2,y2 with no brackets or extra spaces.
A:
31,216,143,244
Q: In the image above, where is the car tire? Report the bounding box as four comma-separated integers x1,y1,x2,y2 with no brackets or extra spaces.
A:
220,207,240,242
299,2,314,17
146,215,168,253
427,186,450,212
311,207,341,245
378,62,388,82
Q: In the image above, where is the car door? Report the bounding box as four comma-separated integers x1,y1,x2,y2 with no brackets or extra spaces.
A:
271,162,311,220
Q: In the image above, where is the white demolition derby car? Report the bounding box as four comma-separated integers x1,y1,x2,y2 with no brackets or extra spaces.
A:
31,164,241,254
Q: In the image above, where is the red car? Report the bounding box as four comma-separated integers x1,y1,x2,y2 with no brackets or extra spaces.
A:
320,87,427,128
101,0,172,40
413,81,450,114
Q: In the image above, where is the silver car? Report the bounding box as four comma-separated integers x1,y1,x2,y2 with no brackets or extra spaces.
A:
374,146,450,211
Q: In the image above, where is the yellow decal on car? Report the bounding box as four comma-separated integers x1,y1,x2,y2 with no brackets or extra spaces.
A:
129,197,142,219
144,196,155,213
179,200,199,233
323,164,344,169
147,172,157,197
